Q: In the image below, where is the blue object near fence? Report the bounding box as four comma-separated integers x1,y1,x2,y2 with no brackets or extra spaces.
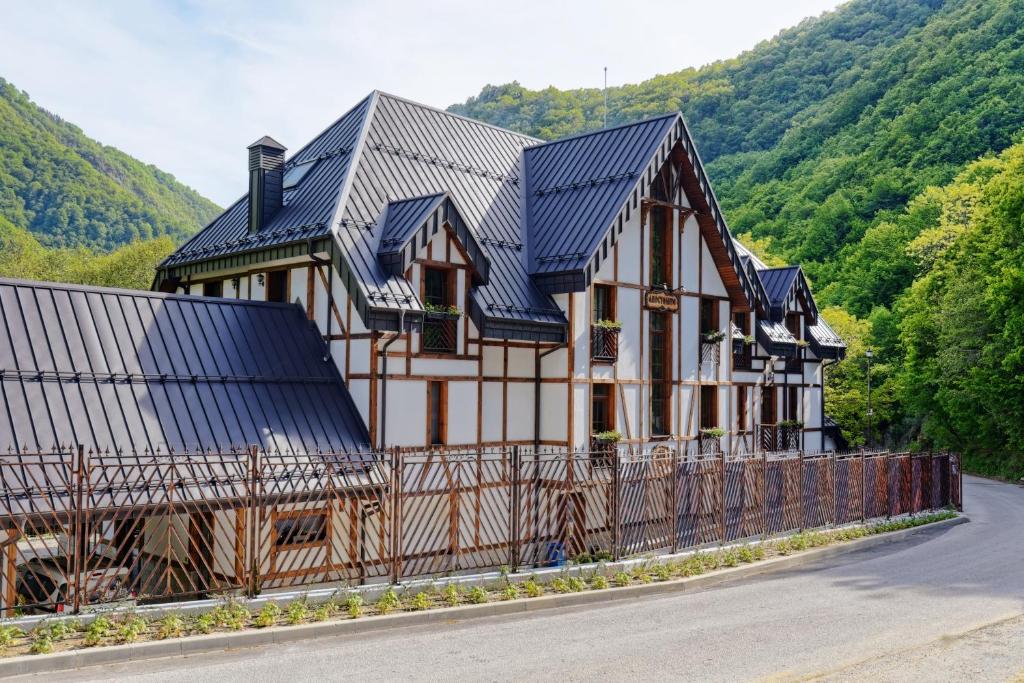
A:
544,542,565,566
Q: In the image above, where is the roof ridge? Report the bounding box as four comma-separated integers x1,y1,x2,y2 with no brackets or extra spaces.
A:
524,112,679,151
376,90,542,144
0,276,304,310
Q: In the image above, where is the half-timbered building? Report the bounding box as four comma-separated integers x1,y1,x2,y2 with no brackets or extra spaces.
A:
154,91,845,456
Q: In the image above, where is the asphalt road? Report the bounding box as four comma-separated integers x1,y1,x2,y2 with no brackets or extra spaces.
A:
41,476,1024,682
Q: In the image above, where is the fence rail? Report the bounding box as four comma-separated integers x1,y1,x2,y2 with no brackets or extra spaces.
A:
0,446,961,615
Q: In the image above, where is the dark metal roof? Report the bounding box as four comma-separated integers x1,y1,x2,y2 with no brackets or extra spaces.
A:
757,320,797,356
758,266,819,323
0,278,370,454
524,115,676,277
160,94,374,268
808,317,846,360
377,193,490,284
759,267,799,305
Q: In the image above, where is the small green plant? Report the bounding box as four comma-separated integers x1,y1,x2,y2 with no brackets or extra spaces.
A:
593,319,623,331
83,616,113,646
42,619,78,641
752,545,766,561
652,564,671,581
702,329,726,344
441,583,461,607
612,571,631,587
466,586,488,604
593,549,613,562
345,594,364,618
312,604,331,622
523,578,544,598
376,588,401,615
550,577,570,593
156,614,187,639
593,430,622,443
591,575,609,590
630,566,652,584
194,612,216,634
407,592,432,611
721,550,740,567
700,427,726,439
253,603,281,628
424,302,461,317
116,614,147,644
574,552,593,564
742,334,755,345
0,625,23,649
29,634,53,655
285,599,309,625
567,577,586,593
680,556,705,577
500,583,520,601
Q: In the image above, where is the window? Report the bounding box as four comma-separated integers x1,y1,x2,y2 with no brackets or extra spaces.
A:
274,512,327,549
422,267,457,354
700,386,718,430
700,298,719,335
786,312,801,338
282,160,318,190
649,207,672,288
592,284,615,323
202,281,223,298
592,384,615,434
649,312,672,436
787,386,800,422
427,381,447,446
733,311,750,335
737,386,748,431
266,270,288,303
761,387,777,425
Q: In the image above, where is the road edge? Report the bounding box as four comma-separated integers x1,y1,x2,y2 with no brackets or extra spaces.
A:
1,515,968,678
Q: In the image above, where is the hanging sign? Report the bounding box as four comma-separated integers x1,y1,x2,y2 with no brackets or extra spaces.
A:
644,290,679,312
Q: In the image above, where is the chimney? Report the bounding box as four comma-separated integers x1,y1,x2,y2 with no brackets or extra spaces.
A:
247,136,286,234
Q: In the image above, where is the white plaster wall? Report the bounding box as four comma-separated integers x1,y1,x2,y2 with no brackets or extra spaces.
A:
447,381,477,445
481,382,503,443
507,348,534,378
617,288,642,378
506,383,534,442
384,379,425,446
412,358,476,376
539,383,568,442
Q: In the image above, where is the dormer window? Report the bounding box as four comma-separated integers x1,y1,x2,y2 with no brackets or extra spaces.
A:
422,266,457,354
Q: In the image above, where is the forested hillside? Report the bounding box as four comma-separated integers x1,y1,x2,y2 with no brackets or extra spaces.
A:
0,78,220,251
453,0,1024,475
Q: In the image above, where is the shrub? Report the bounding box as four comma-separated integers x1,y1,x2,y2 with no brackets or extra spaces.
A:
567,577,586,593
442,584,461,607
721,550,740,568
680,556,705,577
591,575,609,590
253,603,281,628
0,625,23,649
194,612,216,634
407,592,432,611
312,604,331,622
156,614,187,639
376,588,401,615
345,594,364,618
116,614,147,644
550,577,570,593
652,564,671,581
523,579,544,598
612,572,631,587
84,616,113,646
29,634,52,655
285,599,309,625
500,584,519,601
737,547,755,564
466,586,488,604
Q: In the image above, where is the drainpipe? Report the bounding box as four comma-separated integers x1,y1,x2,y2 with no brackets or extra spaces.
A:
378,309,406,451
821,357,836,450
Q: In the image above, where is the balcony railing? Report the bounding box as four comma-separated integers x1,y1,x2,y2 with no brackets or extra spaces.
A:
700,341,720,366
757,423,802,452
734,348,753,371
589,438,616,468
591,327,619,363
422,314,458,354
698,433,722,455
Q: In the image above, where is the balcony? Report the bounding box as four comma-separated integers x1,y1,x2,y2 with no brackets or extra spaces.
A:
757,423,802,452
422,313,458,354
591,326,620,364
589,436,617,468
733,348,753,371
698,430,723,455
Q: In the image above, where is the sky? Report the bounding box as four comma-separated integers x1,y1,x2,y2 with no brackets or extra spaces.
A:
1,0,843,206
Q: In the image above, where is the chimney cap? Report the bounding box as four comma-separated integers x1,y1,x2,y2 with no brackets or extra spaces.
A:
247,135,287,151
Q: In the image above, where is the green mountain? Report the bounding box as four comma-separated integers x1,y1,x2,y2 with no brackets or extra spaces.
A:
452,0,1024,475
0,77,220,251
451,0,1024,315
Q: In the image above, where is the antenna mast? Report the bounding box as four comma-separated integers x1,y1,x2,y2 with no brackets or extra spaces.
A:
603,67,608,128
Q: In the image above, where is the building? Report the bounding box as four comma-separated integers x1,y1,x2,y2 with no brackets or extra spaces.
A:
154,91,845,455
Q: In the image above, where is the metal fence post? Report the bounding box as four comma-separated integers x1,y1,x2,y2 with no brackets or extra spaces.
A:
830,451,837,527
670,446,679,554
72,445,87,614
798,450,805,533
391,447,402,585
761,450,768,541
719,451,727,545
861,451,867,523
510,446,521,572
247,445,261,598
612,451,620,561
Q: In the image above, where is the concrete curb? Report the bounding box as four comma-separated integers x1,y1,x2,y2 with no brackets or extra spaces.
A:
0,515,967,678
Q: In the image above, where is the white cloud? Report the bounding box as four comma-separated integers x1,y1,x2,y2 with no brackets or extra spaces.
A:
0,0,841,206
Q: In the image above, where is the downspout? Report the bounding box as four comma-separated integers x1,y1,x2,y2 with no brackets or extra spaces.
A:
534,340,567,449
378,309,406,451
821,357,836,449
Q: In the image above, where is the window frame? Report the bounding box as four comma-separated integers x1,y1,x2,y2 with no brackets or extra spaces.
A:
649,311,673,437
427,380,448,446
271,509,329,552
591,383,615,436
700,385,718,431
648,206,673,289
737,385,748,432
265,269,289,303
202,280,223,298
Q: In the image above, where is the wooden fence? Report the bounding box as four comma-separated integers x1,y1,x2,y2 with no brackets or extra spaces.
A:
0,446,961,615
